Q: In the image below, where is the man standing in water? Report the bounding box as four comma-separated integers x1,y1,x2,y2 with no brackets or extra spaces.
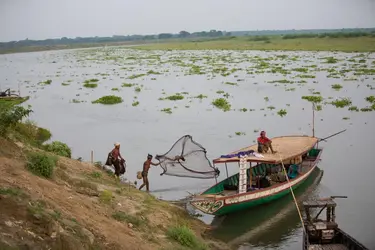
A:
139,154,160,192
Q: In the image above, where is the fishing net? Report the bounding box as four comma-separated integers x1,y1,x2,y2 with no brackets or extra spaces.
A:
155,135,220,179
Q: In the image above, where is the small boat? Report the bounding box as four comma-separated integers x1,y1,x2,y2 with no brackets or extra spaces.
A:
190,135,323,216
302,196,369,250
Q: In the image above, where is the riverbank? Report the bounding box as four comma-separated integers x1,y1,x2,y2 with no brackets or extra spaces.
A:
1,35,375,55
134,36,375,52
0,99,230,250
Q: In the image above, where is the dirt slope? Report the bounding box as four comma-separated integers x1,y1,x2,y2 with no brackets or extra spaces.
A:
0,138,229,250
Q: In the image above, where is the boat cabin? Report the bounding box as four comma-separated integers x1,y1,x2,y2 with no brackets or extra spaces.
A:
302,198,369,250
200,136,321,197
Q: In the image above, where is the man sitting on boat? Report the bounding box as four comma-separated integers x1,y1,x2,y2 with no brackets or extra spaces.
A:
257,131,277,154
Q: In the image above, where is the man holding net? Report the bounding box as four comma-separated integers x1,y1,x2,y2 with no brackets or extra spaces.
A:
139,154,160,192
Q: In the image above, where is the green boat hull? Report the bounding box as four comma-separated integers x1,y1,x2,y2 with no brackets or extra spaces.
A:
190,148,323,216
213,171,310,216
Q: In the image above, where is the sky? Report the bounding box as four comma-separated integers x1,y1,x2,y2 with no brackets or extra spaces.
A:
0,0,375,42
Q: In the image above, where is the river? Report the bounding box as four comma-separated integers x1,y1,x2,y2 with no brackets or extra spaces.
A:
1,47,374,249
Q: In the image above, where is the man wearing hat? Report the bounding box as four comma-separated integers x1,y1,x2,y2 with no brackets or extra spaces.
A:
139,154,160,192
110,142,125,179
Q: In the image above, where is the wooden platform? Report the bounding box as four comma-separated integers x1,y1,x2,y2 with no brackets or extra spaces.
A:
213,136,318,164
308,244,349,250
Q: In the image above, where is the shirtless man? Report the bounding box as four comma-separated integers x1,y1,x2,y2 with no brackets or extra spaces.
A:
139,154,160,192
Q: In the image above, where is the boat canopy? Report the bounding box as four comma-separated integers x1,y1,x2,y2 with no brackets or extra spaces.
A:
213,136,318,164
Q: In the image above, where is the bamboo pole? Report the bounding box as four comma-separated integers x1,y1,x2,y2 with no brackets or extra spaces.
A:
312,103,315,138
90,150,94,164
278,153,306,234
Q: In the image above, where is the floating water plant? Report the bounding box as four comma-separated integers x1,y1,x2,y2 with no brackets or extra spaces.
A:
365,96,375,103
348,106,359,112
331,84,343,90
212,98,231,112
239,108,247,112
132,101,139,107
83,83,98,88
301,95,323,103
292,68,309,73
315,105,322,111
224,82,237,86
134,86,141,92
122,83,133,87
195,94,207,99
330,97,352,108
216,90,224,94
277,109,287,117
325,57,338,64
40,79,52,85
296,74,315,79
267,106,276,110
235,132,246,136
161,108,172,114
61,83,69,86
165,94,184,101
128,74,146,79
92,95,123,105
264,97,269,102
111,88,119,91
84,79,99,83
147,70,161,75
268,79,293,84
360,107,372,112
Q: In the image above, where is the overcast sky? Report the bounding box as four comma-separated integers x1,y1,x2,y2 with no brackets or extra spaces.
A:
1,0,374,42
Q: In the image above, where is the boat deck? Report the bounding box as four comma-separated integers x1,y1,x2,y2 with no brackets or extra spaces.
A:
308,244,349,250
213,136,318,164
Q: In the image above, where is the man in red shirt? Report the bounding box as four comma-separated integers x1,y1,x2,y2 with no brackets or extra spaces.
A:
257,131,277,154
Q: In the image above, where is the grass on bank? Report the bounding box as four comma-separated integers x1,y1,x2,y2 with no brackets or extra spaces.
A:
133,36,375,52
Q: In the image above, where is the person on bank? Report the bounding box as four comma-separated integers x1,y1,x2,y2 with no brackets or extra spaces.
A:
257,131,277,154
139,154,160,192
106,142,125,180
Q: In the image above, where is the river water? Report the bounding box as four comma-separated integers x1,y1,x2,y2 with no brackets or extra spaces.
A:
1,47,374,250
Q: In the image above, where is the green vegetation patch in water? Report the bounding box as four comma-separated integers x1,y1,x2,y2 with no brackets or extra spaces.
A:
301,95,323,103
92,95,123,105
212,98,231,112
165,94,184,101
330,97,352,108
331,84,343,90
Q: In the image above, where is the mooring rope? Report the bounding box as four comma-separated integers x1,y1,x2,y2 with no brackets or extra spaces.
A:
278,153,306,235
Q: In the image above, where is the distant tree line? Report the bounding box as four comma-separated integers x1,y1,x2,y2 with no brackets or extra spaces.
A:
0,29,230,50
1,28,374,51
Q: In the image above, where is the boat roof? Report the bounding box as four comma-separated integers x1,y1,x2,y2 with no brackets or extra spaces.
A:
213,135,318,164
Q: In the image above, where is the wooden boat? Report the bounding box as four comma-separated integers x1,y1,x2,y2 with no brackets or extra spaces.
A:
190,135,323,216
302,196,369,250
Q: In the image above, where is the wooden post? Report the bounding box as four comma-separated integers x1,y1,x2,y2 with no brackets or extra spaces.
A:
90,150,94,164
225,163,229,178
249,162,252,189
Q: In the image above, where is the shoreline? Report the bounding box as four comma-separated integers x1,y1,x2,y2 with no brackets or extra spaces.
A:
0,98,230,250
1,36,375,55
